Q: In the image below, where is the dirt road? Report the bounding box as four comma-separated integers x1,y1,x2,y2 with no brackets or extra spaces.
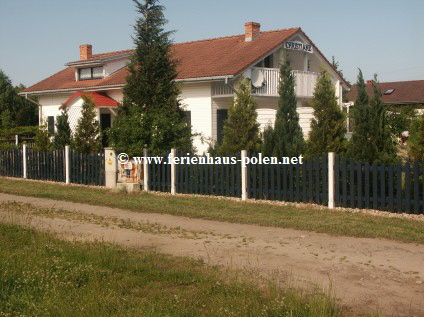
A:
0,193,423,316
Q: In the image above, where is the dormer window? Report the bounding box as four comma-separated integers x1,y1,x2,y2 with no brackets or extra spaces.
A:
78,66,103,80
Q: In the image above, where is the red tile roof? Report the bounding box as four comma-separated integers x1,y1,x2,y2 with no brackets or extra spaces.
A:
61,91,119,108
347,80,424,105
22,27,348,94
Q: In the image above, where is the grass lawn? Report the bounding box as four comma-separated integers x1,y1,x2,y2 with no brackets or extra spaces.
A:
0,223,340,317
0,177,423,244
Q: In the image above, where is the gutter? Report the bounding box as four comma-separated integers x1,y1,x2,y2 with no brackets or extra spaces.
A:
23,93,43,125
18,76,235,96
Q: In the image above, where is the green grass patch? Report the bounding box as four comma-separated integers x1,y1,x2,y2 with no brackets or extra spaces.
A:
0,178,423,244
0,223,340,317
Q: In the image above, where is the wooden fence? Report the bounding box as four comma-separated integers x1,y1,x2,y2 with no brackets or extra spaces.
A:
0,149,22,178
27,149,65,182
249,155,328,205
145,152,423,214
335,156,424,214
0,147,104,186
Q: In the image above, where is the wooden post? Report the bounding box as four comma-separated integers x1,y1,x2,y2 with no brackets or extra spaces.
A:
328,152,335,209
143,147,149,191
241,150,248,200
170,148,176,195
65,145,70,184
15,135,19,146
22,143,27,179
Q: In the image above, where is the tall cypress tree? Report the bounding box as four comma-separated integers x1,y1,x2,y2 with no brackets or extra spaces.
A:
53,106,72,149
306,70,346,156
370,75,397,163
72,95,101,154
219,77,260,154
109,0,192,156
347,71,397,163
272,63,305,157
346,69,376,162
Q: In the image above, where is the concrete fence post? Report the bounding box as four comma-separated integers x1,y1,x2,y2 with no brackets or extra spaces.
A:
241,150,248,201
104,148,117,188
65,145,70,184
328,152,335,209
170,148,176,195
22,143,27,179
143,147,149,191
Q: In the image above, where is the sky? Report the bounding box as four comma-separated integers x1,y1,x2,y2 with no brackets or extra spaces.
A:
0,0,423,87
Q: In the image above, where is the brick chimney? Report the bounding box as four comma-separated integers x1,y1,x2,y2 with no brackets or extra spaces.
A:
245,22,261,42
80,44,92,60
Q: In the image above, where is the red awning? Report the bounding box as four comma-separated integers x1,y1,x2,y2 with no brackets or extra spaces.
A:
60,91,119,109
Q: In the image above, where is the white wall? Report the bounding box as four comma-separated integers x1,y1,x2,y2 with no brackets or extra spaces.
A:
213,97,313,141
180,82,212,154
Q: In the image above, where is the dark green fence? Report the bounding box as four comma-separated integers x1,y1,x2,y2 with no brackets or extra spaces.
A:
0,149,22,177
70,150,105,186
27,149,65,182
148,155,171,192
335,156,423,214
176,154,242,197
248,155,328,205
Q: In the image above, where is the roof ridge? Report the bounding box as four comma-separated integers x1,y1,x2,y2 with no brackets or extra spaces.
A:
87,27,300,58
91,49,134,59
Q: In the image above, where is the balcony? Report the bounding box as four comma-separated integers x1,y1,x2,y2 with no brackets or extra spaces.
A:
212,68,320,98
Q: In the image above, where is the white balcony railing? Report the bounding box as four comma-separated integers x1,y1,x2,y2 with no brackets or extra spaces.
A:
212,68,320,98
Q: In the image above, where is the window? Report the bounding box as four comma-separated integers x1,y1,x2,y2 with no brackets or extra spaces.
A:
47,116,55,135
78,67,103,80
183,111,191,127
384,89,395,95
264,55,273,68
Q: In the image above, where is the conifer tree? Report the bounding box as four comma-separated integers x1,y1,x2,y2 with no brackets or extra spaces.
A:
272,63,305,157
53,106,72,149
408,115,424,161
346,69,376,162
219,77,260,154
109,0,192,156
261,124,275,157
306,70,346,156
72,95,101,154
34,119,51,151
369,75,397,163
347,71,397,163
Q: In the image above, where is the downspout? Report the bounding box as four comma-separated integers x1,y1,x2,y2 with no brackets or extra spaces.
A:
24,93,43,125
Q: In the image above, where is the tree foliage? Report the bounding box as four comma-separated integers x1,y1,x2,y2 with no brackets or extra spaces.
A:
408,114,424,161
263,63,305,157
347,70,397,163
72,95,101,154
34,119,51,152
306,70,346,156
0,70,38,129
53,106,72,149
109,0,192,156
219,77,260,154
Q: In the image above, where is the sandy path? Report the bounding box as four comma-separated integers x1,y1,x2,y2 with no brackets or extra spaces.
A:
0,193,423,316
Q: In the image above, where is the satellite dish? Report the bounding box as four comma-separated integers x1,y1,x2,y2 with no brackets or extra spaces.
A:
251,69,265,88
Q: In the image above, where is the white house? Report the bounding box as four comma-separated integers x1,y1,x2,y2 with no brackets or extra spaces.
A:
21,22,349,153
